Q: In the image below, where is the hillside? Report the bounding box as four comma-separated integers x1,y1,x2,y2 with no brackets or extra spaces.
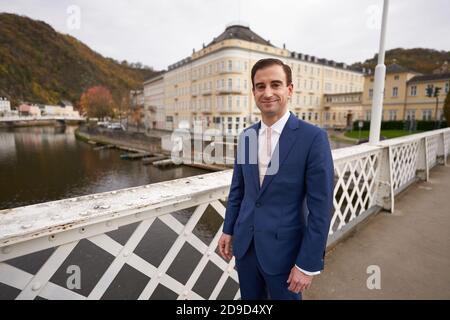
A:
0,13,159,107
352,48,450,74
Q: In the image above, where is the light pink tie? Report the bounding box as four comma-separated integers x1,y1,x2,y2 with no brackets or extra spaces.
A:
266,127,272,158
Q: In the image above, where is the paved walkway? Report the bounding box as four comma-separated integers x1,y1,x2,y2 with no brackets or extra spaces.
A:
305,164,450,299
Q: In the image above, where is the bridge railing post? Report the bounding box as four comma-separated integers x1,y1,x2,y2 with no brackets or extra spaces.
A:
416,137,429,181
375,147,394,213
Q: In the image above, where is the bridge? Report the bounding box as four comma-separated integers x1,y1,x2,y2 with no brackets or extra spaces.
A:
0,128,449,299
0,115,85,125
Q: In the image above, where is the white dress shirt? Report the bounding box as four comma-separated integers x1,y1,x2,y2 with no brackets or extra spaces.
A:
258,110,320,276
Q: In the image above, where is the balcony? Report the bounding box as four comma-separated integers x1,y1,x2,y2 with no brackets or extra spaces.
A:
216,87,243,95
218,67,242,75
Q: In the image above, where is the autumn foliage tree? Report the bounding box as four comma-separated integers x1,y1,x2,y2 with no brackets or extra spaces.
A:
80,86,114,120
444,90,450,127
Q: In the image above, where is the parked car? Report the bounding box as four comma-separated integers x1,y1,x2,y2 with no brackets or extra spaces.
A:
107,122,125,130
97,121,109,128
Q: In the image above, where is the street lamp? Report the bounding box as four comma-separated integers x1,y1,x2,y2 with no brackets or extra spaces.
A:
369,0,390,145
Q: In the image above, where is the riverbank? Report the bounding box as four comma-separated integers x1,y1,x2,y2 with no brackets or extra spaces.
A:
75,128,157,154
75,127,231,171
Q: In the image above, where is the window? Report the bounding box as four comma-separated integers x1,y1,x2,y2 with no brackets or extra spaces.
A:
389,110,397,120
365,111,371,121
308,112,312,120
392,87,398,97
302,113,306,120
394,75,399,80
314,113,318,121
422,109,432,121
369,89,373,99
228,60,232,71
237,96,240,107
406,110,416,121
228,96,232,109
410,85,417,96
244,80,248,89
228,78,232,90
445,82,449,93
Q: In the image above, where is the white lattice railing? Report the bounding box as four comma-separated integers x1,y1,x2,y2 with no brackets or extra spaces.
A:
1,128,449,300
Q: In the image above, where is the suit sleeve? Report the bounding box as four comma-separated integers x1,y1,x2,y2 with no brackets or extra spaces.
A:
296,129,334,272
222,138,245,236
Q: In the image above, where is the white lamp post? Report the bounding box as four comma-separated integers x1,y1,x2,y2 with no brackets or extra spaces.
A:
369,0,390,145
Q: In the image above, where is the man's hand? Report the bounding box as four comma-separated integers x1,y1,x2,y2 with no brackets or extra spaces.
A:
287,266,313,293
218,233,233,261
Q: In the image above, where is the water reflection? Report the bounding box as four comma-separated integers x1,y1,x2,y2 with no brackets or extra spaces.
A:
0,126,209,210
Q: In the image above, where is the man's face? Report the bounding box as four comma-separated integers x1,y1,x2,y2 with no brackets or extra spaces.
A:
252,64,293,117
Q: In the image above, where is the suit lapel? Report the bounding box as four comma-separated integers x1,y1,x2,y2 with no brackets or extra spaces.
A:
258,112,299,197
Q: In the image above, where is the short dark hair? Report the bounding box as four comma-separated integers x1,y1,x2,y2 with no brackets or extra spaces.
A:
251,58,292,89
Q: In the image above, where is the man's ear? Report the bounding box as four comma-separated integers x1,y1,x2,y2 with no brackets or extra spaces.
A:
288,83,294,97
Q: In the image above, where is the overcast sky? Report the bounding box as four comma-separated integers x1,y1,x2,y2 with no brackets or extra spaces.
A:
1,0,449,70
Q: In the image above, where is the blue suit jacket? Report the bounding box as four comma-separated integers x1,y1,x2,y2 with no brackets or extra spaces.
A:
223,112,334,275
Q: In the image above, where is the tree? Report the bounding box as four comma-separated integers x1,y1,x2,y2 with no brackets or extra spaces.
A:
131,106,144,132
444,90,450,127
79,86,114,120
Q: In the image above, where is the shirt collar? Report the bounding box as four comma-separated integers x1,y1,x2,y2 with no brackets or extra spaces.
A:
259,110,291,135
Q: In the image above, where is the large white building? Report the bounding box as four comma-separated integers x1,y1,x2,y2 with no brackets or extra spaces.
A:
143,23,366,134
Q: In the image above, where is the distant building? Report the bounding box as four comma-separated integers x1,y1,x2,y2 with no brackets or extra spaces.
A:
0,96,11,114
363,63,450,122
143,75,165,130
19,103,41,116
323,92,364,129
143,23,365,133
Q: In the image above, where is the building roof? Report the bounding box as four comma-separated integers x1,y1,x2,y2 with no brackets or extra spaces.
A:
143,70,167,83
407,72,450,84
207,24,273,48
386,63,416,74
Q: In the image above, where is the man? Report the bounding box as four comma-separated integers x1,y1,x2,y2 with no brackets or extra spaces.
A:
218,58,334,300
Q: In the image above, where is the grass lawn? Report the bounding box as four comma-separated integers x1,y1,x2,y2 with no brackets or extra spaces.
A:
344,130,424,140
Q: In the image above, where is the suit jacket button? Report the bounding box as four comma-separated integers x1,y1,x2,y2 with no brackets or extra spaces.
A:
255,202,261,207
